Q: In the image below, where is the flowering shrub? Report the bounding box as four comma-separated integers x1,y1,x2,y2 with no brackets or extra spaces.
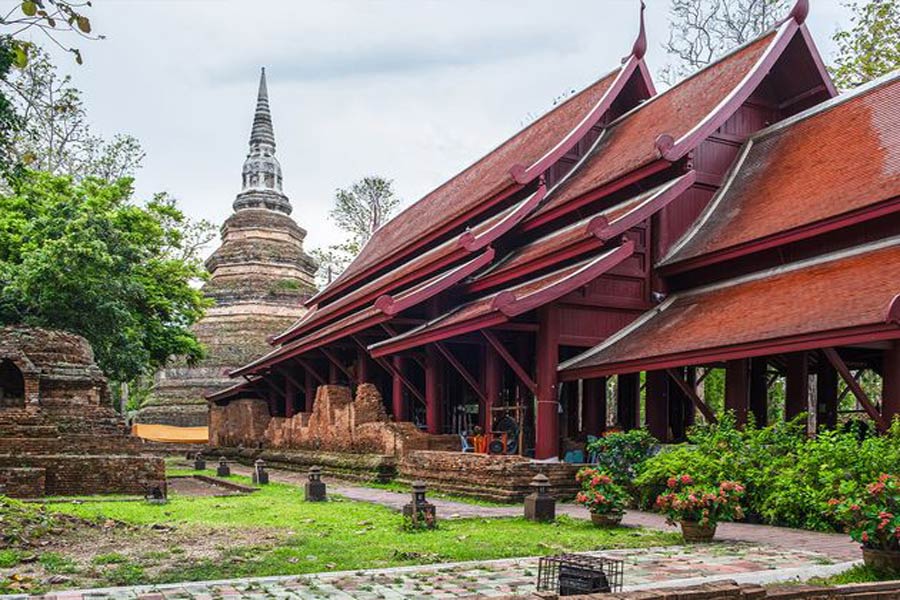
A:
575,467,629,515
586,429,657,483
829,474,900,551
654,474,745,527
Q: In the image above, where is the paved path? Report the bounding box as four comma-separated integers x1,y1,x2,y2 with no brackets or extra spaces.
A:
233,465,859,562
14,545,856,600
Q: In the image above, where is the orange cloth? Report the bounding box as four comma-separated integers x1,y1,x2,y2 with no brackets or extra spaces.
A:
131,423,208,444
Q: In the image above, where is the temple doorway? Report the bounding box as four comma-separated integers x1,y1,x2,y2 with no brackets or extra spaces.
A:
0,359,25,408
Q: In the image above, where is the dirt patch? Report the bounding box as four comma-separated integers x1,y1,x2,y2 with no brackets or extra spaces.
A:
167,476,253,497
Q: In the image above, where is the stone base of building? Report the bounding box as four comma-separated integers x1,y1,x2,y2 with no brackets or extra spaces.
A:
211,446,398,483
0,455,165,498
134,402,209,427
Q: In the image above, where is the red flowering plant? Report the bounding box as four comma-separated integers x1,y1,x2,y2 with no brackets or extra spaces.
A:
575,467,629,516
654,474,746,527
828,474,900,551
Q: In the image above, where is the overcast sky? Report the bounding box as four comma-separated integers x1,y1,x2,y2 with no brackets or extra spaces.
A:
23,0,852,256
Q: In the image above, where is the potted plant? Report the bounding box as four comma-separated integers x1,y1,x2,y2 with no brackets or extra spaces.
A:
829,473,900,571
654,474,745,542
575,467,629,527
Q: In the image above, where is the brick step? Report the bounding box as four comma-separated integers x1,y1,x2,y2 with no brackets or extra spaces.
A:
0,435,146,455
0,425,60,438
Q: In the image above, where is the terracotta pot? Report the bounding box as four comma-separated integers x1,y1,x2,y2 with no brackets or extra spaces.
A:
591,512,623,528
680,520,717,542
862,547,900,571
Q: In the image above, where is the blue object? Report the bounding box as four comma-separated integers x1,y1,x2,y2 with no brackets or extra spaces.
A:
459,433,474,453
564,450,586,463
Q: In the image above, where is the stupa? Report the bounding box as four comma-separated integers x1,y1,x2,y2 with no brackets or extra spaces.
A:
137,69,317,427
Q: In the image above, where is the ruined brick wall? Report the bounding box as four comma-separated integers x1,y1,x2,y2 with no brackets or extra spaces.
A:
0,467,46,498
490,579,900,600
210,384,444,456
398,450,582,502
0,455,165,497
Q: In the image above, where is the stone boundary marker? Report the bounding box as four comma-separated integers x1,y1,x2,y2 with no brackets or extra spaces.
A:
486,579,900,600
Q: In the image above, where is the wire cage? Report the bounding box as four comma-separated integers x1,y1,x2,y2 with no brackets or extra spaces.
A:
537,553,624,596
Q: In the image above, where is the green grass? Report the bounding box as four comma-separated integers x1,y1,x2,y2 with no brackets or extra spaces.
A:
809,564,900,585
362,480,513,507
0,550,22,568
44,475,678,584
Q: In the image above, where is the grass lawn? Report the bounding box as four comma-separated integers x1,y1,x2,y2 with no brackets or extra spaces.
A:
1,474,679,593
808,564,900,585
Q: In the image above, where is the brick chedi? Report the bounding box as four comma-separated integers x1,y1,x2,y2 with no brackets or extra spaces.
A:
138,68,317,427
0,326,165,498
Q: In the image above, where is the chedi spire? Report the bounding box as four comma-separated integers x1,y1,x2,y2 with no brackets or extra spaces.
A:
234,67,292,214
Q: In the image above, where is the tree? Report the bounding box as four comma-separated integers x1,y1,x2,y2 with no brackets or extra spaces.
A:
0,39,20,176
0,170,211,382
313,176,401,287
2,48,145,182
831,0,900,89
660,0,788,84
1,0,101,68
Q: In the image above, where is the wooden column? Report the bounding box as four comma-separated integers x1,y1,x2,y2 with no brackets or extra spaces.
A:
284,376,296,418
583,378,606,436
617,373,640,430
749,357,768,427
817,355,839,431
535,306,560,460
391,356,406,422
328,361,339,385
304,372,316,412
884,342,900,425
645,370,670,441
785,351,809,423
725,359,750,426
425,345,442,434
667,367,691,442
483,345,502,432
357,348,370,385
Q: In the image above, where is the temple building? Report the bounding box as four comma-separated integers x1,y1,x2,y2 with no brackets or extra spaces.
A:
137,69,317,427
207,0,900,475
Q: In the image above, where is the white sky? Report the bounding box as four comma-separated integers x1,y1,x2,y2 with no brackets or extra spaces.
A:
18,0,852,257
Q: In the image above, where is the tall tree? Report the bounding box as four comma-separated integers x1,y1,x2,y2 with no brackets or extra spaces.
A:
0,171,211,382
3,47,145,182
1,0,101,68
831,0,900,89
313,176,401,286
660,0,788,83
0,38,20,176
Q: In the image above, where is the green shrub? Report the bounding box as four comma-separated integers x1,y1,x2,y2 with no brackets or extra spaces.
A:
632,414,900,532
0,550,22,568
586,429,657,483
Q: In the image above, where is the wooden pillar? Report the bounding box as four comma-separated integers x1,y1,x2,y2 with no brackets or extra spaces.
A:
357,348,370,385
304,372,316,413
785,351,809,423
667,367,691,442
535,306,560,460
391,356,406,422
285,376,296,418
483,344,502,432
425,345,442,434
725,359,750,426
645,370,670,441
328,361,339,385
583,378,606,436
884,342,900,426
817,355,839,431
749,357,768,427
617,373,640,430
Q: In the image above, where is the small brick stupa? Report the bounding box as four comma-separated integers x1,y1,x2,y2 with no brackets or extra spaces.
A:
137,69,317,427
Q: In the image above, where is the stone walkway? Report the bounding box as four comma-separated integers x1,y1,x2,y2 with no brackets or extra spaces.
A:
13,544,855,600
233,466,859,562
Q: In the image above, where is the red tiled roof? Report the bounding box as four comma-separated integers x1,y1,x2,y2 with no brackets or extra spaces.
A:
274,188,542,344
471,173,695,293
313,66,632,304
234,250,495,376
560,238,900,378
527,31,778,226
663,72,900,269
369,242,634,357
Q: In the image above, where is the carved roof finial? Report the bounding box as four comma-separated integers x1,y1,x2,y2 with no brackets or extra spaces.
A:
250,67,275,150
631,0,648,60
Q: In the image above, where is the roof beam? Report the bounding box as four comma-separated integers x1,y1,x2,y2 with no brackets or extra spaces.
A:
822,348,887,431
276,365,305,392
434,342,486,402
665,368,718,423
320,348,354,382
294,357,326,386
481,330,537,395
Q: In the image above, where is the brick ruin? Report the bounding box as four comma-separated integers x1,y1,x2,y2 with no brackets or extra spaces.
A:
136,68,317,427
210,383,580,501
0,326,166,498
